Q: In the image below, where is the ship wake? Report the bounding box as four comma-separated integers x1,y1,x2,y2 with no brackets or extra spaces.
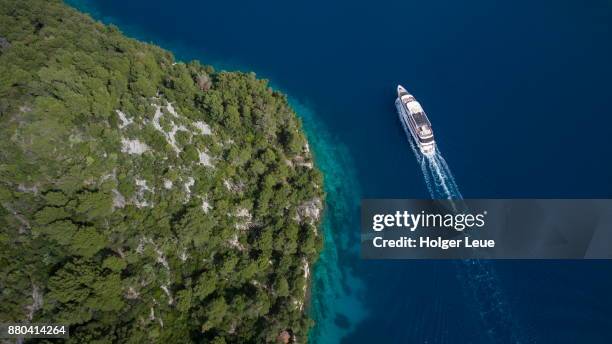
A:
415,145,462,200
396,98,461,199
395,98,530,343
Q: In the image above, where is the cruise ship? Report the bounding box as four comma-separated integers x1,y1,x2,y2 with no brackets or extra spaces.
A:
396,85,436,155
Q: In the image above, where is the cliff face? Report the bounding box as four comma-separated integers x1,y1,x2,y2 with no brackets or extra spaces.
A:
0,0,323,342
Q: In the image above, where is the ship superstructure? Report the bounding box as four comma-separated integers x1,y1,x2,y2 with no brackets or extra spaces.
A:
396,85,436,155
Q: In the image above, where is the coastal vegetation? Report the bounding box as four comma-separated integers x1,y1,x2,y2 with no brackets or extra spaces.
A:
0,0,324,342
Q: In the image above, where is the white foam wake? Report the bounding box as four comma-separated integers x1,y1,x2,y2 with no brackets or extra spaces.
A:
396,98,530,343
396,98,461,199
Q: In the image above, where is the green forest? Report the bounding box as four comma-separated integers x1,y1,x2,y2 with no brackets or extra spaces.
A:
0,0,324,342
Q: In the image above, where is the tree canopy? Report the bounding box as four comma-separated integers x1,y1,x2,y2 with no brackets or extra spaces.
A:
0,0,324,342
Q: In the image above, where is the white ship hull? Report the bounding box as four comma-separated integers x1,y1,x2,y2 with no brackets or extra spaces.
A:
396,85,436,156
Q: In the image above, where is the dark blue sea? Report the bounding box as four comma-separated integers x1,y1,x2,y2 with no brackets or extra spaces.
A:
68,1,612,342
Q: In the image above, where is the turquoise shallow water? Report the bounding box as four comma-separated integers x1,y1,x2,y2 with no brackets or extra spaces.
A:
67,1,612,342
291,100,367,343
